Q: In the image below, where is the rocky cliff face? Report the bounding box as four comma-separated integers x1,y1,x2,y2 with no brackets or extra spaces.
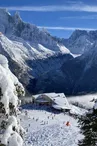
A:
0,9,72,94
1,9,97,95
36,42,97,95
57,30,97,54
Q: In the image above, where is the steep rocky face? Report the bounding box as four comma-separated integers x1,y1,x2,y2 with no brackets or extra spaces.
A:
1,9,97,95
34,55,84,95
66,30,89,54
28,54,73,94
0,9,73,94
57,30,97,54
35,42,97,95
0,9,70,55
72,42,97,94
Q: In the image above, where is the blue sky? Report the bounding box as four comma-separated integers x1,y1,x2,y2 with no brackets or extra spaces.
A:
0,0,97,38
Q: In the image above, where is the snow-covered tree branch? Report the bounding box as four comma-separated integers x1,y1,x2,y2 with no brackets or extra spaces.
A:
0,55,25,146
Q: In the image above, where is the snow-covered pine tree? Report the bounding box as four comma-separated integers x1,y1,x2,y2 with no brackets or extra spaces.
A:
79,101,97,146
0,55,25,146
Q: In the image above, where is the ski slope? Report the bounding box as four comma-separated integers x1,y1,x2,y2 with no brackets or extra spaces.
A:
19,92,97,146
20,104,84,146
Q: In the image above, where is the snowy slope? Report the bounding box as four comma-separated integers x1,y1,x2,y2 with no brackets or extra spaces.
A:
19,92,90,146
35,41,97,95
0,33,73,93
58,30,97,54
19,92,97,146
0,8,70,58
0,9,74,93
68,93,97,109
1,9,97,95
0,33,71,64
21,103,84,146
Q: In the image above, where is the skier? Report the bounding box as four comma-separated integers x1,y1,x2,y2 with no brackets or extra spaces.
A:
66,121,70,126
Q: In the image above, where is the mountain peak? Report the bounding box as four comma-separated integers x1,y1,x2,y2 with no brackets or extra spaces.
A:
69,29,87,40
13,11,22,24
0,8,7,13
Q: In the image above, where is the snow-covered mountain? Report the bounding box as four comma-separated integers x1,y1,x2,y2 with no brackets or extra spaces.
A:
0,8,73,93
59,30,97,54
36,41,97,95
0,8,70,57
1,8,97,95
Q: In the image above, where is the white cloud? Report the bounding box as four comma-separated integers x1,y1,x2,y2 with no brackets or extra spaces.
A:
2,4,97,12
65,0,83,4
38,26,96,31
60,15,97,19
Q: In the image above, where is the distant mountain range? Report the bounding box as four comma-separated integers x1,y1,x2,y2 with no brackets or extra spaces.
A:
0,8,97,95
54,29,97,54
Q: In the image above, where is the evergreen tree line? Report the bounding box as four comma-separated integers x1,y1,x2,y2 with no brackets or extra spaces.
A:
79,109,97,146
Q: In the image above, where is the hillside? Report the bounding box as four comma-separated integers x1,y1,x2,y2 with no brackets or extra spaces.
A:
0,9,73,94
0,9,97,95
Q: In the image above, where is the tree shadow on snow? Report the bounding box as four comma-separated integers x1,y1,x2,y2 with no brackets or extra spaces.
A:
21,103,61,114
